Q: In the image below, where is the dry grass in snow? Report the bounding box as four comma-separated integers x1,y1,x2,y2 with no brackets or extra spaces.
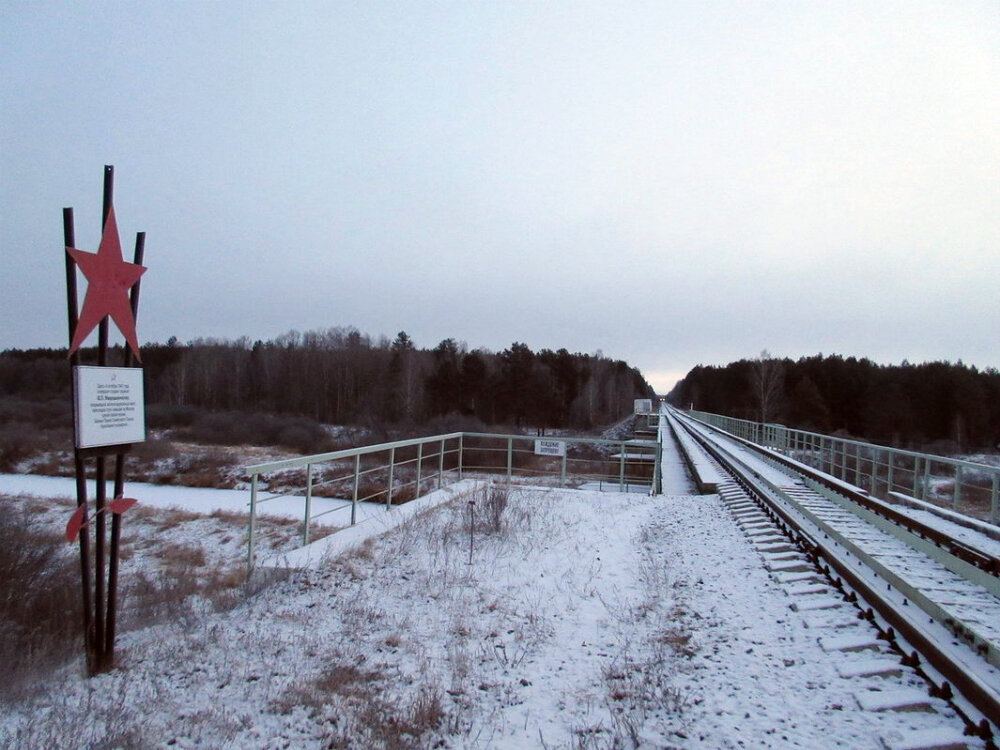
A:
0,485,694,749
4,478,969,748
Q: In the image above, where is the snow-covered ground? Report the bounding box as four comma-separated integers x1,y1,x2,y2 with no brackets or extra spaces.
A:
0,472,386,528
0,470,979,748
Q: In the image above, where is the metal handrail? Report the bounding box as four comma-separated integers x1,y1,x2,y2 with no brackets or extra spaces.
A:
245,429,661,566
685,409,1000,525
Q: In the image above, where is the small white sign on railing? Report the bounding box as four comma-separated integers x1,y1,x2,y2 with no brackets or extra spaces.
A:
534,439,566,457
73,366,146,449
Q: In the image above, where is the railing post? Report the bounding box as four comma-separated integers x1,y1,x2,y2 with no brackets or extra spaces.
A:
618,442,625,492
871,449,879,496
854,444,861,486
991,473,998,525
921,459,931,501
387,447,395,507
303,463,313,545
886,451,894,496
652,434,662,495
560,449,568,488
248,473,258,569
439,438,445,488
351,454,360,525
506,437,512,484
458,435,464,480
952,465,962,511
415,442,423,499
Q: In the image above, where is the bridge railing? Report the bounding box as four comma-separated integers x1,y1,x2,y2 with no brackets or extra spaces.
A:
244,430,659,566
686,410,1000,527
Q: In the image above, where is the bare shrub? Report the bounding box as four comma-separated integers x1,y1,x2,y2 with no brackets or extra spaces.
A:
152,507,201,529
122,556,283,628
270,659,381,716
122,569,200,629
0,423,43,471
130,436,177,462
240,565,293,599
159,541,208,569
357,474,388,504
0,422,72,472
4,689,149,749
480,482,509,534
389,481,417,505
307,523,338,543
145,402,199,429
209,508,248,526
326,685,446,750
653,623,696,659
174,410,335,454
180,453,235,488
0,500,81,699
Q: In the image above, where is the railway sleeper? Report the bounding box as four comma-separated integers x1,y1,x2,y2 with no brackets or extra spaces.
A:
677,421,1000,743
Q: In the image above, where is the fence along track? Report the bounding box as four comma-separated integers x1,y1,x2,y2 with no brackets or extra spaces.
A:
682,412,1000,578
669,408,1000,743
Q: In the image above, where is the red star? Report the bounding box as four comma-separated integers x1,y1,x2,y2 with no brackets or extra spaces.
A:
67,205,146,361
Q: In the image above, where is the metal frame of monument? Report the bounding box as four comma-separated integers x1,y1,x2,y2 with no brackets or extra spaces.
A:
63,165,147,675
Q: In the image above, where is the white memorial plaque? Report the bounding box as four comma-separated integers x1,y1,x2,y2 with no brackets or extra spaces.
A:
74,366,146,449
534,439,566,457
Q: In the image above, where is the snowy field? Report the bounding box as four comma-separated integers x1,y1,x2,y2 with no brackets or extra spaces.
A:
0,472,978,748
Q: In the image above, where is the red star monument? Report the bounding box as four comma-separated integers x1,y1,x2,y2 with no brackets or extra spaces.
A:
67,205,146,361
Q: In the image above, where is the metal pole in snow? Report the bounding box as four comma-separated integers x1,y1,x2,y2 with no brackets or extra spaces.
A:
386,447,395,507
63,206,95,671
618,443,625,492
468,496,475,565
351,454,360,525
991,473,998,525
886,451,895,496
415,442,423,500
438,439,445,487
107,228,145,665
952,466,962,511
92,165,114,669
248,474,258,568
304,463,313,545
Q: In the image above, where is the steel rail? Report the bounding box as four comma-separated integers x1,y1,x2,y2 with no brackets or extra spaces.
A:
673,414,1000,742
683,413,1000,577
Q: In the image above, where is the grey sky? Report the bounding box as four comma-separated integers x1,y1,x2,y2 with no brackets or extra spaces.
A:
2,1,997,392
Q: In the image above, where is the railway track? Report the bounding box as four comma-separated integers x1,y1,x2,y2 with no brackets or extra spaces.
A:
668,408,1000,747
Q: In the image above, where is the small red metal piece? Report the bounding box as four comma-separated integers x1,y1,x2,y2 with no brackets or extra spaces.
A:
66,504,87,543
108,496,137,515
66,205,147,361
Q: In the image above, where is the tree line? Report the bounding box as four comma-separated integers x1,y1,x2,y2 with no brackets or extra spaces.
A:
668,353,1000,453
0,328,653,431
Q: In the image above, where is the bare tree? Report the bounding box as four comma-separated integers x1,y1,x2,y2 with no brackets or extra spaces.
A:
751,350,784,423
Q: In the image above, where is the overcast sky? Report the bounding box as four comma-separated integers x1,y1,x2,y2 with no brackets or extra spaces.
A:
2,1,997,392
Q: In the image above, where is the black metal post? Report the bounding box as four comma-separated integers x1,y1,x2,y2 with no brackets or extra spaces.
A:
107,230,144,660
90,167,116,670
63,206,95,672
